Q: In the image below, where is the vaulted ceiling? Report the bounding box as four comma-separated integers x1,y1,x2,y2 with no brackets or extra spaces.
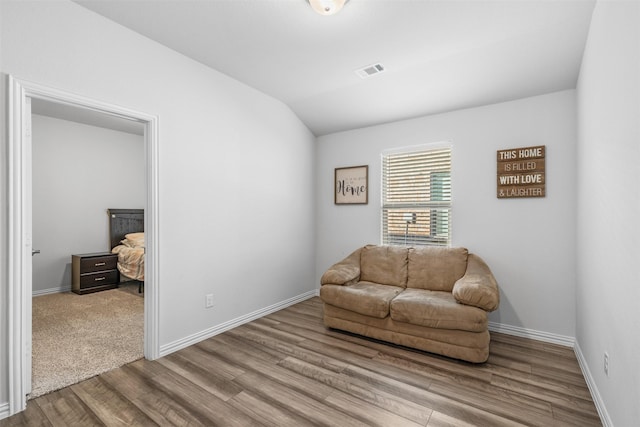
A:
74,0,595,136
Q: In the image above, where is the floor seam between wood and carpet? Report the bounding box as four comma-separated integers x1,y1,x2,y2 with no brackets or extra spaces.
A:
30,284,143,399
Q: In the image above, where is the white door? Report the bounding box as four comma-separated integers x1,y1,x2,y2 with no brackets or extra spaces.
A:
24,96,33,395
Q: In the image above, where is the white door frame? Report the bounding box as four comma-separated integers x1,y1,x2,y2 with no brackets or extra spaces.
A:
7,75,160,415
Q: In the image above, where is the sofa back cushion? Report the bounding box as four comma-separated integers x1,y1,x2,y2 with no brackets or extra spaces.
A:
407,247,468,291
360,245,408,287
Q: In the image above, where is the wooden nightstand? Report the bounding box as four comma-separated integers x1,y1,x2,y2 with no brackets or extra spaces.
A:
72,252,120,295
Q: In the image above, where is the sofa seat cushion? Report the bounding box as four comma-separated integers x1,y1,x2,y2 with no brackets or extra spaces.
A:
390,289,487,332
320,282,404,318
407,247,468,291
323,304,490,351
360,245,408,287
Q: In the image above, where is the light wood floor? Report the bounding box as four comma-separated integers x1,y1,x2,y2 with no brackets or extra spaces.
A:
1,297,601,426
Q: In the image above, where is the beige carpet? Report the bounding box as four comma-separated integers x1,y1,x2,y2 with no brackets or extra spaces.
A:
30,285,143,398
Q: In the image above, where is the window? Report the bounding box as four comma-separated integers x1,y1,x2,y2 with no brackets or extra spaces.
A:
381,145,451,247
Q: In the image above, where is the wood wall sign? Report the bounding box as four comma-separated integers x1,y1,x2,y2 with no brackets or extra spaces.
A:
497,145,545,198
335,165,368,204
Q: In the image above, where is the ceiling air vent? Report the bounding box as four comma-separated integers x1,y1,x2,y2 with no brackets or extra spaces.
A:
355,63,385,79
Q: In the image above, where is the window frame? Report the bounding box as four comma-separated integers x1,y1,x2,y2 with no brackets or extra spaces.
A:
381,143,452,247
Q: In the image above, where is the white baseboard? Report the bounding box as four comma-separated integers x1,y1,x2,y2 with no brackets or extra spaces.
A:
32,286,72,297
0,402,10,420
488,321,575,347
574,341,613,427
159,289,319,357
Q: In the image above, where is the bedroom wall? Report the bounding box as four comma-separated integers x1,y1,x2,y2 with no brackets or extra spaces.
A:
316,90,577,340
31,114,145,295
0,0,316,410
576,0,640,425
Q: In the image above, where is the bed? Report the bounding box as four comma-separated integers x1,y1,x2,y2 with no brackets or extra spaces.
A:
108,208,145,292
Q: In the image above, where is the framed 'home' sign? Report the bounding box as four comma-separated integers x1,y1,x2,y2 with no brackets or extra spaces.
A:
335,165,368,204
497,145,546,198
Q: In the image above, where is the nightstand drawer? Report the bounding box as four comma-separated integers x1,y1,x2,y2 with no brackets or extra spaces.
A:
79,270,119,289
72,252,120,295
80,255,118,273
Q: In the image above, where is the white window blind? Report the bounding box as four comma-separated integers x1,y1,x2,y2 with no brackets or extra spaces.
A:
382,146,451,247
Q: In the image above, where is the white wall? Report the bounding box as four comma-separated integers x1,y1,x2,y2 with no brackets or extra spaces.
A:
316,90,577,339
576,1,640,425
0,0,316,409
31,114,145,294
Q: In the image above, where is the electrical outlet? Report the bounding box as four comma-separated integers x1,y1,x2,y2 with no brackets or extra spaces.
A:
604,352,609,376
205,294,214,308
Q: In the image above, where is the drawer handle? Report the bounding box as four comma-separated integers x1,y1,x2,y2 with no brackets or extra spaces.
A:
94,262,106,267
94,277,106,281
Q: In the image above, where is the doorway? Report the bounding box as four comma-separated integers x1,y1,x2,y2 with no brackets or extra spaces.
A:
30,103,145,397
7,76,160,416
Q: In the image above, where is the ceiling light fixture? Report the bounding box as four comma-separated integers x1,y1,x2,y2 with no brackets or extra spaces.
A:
308,0,348,16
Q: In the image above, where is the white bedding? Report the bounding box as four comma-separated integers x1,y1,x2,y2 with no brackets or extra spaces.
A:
112,232,144,281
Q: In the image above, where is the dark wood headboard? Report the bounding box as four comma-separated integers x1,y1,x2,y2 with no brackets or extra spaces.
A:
108,209,144,250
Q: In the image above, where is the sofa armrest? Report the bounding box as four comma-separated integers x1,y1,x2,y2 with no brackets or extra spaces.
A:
453,254,500,312
320,247,362,286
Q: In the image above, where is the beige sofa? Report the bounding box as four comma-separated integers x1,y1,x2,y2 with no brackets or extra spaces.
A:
320,245,500,363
